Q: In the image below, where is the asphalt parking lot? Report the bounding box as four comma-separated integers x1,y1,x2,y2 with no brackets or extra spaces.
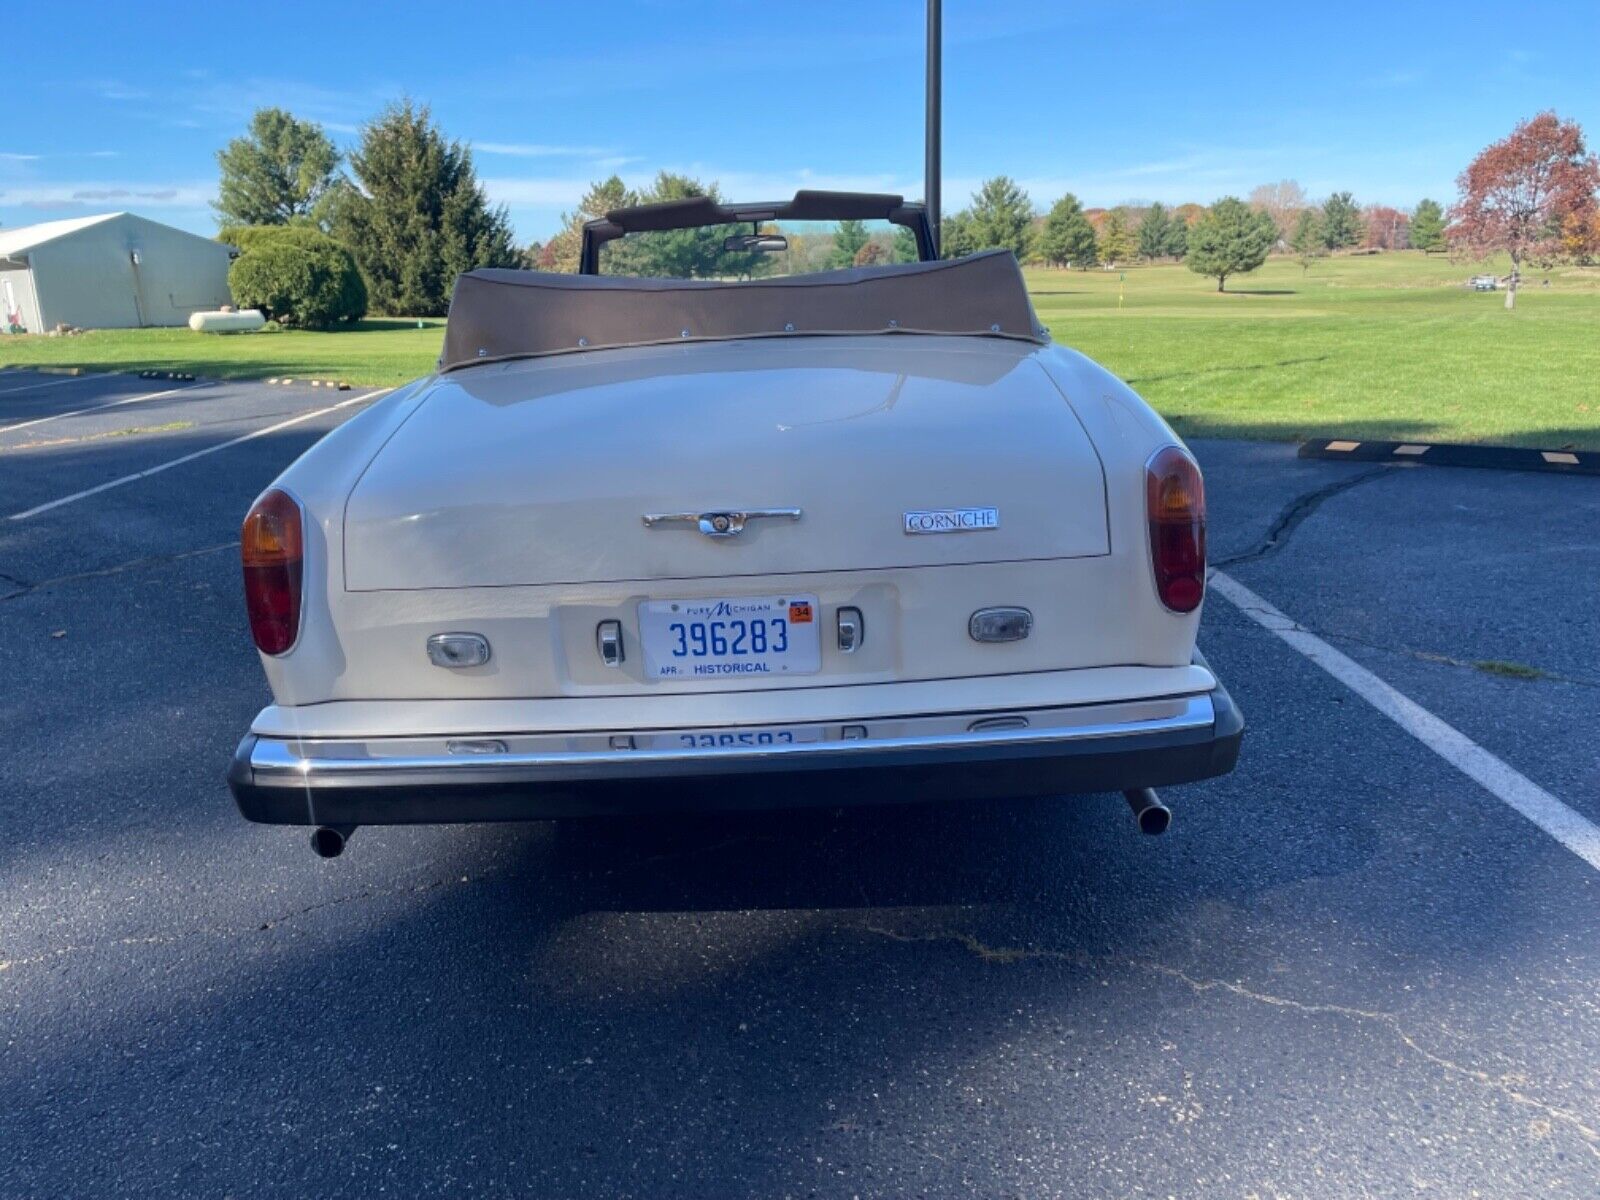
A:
2,367,1597,1198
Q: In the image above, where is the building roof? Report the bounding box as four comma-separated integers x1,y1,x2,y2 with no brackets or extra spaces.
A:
0,212,126,258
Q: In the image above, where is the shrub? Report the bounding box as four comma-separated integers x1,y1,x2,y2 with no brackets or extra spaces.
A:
224,226,366,328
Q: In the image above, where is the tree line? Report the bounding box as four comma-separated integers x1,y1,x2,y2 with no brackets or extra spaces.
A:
213,104,1599,321
932,177,1452,285
925,110,1597,299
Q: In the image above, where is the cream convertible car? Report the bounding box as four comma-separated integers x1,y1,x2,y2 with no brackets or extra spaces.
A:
228,191,1242,857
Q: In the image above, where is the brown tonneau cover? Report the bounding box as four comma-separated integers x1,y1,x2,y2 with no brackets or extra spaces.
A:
438,250,1043,372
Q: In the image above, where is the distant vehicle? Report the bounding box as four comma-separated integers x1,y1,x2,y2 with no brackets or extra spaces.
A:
1470,274,1499,291
226,190,1243,858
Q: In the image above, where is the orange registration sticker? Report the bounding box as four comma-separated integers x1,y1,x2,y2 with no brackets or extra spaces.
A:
788,601,814,624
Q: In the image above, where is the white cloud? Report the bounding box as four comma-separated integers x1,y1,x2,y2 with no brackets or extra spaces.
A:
0,180,215,209
1,150,122,163
475,142,616,159
92,80,151,102
480,178,591,207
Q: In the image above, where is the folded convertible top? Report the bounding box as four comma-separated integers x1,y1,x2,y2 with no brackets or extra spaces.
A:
438,250,1044,372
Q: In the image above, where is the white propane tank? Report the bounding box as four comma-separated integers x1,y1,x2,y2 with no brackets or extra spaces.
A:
189,309,267,333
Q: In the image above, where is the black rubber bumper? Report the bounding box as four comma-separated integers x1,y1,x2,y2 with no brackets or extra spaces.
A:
229,677,1243,827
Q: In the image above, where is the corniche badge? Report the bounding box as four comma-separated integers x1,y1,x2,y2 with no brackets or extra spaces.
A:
903,507,1000,534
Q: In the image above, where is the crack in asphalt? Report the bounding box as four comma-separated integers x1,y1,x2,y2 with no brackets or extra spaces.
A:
861,924,1600,1160
1212,464,1398,569
0,540,238,601
7,894,1595,1161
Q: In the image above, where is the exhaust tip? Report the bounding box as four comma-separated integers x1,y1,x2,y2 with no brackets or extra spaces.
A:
1136,804,1171,836
309,826,351,858
1123,788,1171,836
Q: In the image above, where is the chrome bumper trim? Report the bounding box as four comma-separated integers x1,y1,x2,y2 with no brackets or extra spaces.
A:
247,695,1215,788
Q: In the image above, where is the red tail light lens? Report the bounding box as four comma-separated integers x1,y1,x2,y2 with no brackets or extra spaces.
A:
241,489,304,655
1146,446,1206,613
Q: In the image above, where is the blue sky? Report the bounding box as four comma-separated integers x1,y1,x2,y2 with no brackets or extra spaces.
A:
4,1,1596,243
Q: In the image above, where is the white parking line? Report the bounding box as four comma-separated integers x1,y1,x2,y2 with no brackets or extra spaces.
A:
1210,570,1600,873
7,389,390,522
0,382,206,437
0,371,107,396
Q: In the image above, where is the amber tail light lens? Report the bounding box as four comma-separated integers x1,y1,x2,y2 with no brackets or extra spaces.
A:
241,489,304,655
1145,446,1206,614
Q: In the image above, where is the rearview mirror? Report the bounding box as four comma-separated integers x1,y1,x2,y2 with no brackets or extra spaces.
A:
724,234,788,253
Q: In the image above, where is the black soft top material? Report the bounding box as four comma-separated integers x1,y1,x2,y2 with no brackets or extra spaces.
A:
438,251,1043,372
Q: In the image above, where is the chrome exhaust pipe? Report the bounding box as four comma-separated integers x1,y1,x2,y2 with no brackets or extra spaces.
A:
309,825,355,858
1123,788,1171,836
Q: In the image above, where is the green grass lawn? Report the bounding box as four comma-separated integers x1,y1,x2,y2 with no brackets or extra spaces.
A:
0,318,448,388
3,252,1597,447
1027,252,1600,448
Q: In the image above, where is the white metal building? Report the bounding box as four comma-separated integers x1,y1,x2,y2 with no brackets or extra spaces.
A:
0,212,234,334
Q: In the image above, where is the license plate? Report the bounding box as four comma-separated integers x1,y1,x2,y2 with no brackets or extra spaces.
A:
638,594,821,680
648,726,823,750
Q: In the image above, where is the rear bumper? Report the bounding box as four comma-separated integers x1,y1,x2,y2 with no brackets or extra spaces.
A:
228,669,1243,826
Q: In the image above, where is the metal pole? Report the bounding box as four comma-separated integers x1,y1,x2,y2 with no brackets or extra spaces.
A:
925,0,941,257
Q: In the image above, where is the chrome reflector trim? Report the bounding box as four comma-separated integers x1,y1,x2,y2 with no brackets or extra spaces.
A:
426,633,490,668
969,607,1032,643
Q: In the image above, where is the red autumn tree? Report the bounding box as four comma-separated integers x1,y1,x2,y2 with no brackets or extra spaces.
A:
1448,111,1600,309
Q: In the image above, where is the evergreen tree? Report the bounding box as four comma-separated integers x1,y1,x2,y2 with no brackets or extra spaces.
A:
214,107,341,227
939,209,978,259
1410,198,1446,252
1290,208,1325,272
1321,191,1364,250
1098,209,1135,265
1163,215,1188,259
967,176,1034,258
1185,196,1277,291
892,224,919,263
1137,202,1172,260
829,219,870,269
1036,193,1098,268
335,100,518,315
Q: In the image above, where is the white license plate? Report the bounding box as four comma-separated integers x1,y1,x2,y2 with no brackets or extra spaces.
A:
648,726,823,750
638,594,821,680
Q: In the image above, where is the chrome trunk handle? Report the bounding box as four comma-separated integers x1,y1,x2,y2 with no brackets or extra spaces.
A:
642,508,801,539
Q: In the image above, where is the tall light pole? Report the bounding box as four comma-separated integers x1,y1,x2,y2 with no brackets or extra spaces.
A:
925,0,941,256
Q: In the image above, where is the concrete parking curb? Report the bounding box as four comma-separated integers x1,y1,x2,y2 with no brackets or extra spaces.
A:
1300,438,1598,476
265,378,352,390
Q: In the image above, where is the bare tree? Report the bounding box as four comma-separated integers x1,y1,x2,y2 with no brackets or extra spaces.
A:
1248,179,1309,243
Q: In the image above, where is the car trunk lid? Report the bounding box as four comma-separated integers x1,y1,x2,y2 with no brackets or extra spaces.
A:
343,338,1108,591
